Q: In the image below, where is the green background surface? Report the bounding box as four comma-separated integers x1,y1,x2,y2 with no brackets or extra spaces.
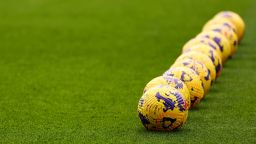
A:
0,0,255,143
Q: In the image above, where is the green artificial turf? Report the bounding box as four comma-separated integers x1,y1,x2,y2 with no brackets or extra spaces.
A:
0,0,255,143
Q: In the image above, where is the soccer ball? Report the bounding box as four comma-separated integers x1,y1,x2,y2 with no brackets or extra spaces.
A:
183,37,223,61
214,11,245,41
176,51,216,82
144,76,191,109
163,67,204,108
171,59,211,95
203,18,238,39
138,85,188,131
203,24,238,56
197,31,232,62
182,44,223,78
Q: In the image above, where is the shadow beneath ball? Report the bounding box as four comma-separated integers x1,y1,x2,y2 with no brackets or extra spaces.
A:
189,104,206,111
200,95,215,102
206,87,219,95
238,41,248,46
136,126,190,134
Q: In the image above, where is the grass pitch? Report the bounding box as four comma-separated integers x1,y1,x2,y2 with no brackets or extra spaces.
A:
0,0,255,143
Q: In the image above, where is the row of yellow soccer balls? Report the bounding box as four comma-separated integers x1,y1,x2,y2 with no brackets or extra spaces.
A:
137,11,245,131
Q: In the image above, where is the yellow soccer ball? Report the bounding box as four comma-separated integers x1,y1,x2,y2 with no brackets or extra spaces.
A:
176,51,216,82
203,24,238,56
144,76,191,109
182,44,223,78
163,67,204,108
214,11,245,42
203,18,238,38
197,31,232,62
171,59,211,95
183,37,223,61
138,85,189,131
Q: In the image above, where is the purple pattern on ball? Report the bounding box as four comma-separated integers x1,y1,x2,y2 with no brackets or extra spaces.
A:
213,28,221,33
164,76,184,89
222,12,232,18
156,92,176,112
208,42,217,50
216,62,222,74
138,112,150,127
223,23,232,29
139,99,144,107
163,70,173,77
175,82,184,89
204,35,210,39
205,69,211,81
213,37,224,52
182,62,190,66
170,91,186,112
209,50,215,62
181,71,193,82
